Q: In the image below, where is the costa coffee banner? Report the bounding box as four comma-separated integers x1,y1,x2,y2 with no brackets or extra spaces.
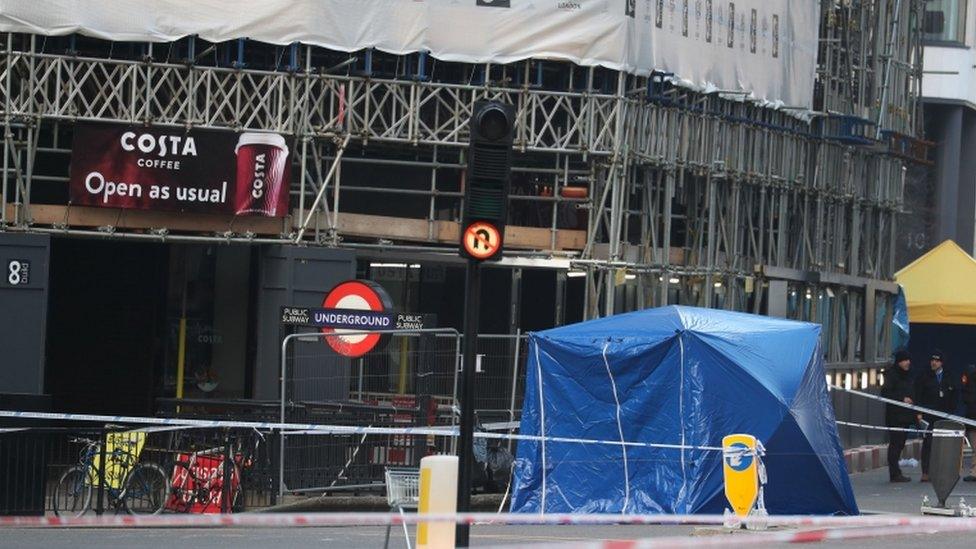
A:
68,124,291,217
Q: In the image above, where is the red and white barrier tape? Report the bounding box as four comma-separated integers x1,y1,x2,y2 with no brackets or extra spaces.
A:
5,513,976,549
8,512,974,549
484,520,976,549
1,512,975,530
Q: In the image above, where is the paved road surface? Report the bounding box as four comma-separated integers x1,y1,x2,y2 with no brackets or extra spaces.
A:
4,463,976,548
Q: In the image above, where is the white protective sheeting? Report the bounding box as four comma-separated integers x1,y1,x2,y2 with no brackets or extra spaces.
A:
0,0,820,108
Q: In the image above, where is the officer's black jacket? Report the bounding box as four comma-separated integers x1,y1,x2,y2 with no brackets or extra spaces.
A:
881,365,915,427
915,367,958,422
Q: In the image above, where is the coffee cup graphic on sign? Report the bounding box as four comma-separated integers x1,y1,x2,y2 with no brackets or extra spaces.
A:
234,132,289,216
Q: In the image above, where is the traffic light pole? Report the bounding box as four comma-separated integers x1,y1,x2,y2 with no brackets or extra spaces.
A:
457,100,511,546
456,258,481,547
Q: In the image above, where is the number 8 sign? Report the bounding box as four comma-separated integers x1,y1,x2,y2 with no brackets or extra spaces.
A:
6,259,29,286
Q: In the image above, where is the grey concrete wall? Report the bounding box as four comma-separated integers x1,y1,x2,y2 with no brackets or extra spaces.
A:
253,246,356,401
958,111,976,251
767,280,789,318
0,233,50,395
935,106,964,249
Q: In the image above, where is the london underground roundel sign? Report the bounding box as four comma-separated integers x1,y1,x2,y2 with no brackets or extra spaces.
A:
321,280,394,357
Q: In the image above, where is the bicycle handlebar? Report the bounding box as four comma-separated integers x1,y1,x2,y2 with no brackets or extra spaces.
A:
68,437,97,445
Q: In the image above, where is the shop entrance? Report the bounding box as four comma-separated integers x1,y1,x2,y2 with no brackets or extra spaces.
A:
46,239,168,415
45,240,257,416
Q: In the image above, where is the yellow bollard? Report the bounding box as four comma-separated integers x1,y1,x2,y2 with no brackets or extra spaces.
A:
722,434,760,518
417,455,458,549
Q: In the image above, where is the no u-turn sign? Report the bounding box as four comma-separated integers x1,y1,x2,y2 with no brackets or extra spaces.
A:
461,221,502,261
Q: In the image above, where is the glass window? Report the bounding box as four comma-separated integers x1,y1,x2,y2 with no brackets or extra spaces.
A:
924,0,967,43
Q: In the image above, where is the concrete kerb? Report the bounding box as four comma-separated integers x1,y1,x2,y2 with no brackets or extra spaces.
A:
844,439,922,474
254,493,506,514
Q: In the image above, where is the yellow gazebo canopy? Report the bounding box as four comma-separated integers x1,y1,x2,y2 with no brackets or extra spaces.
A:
895,239,976,325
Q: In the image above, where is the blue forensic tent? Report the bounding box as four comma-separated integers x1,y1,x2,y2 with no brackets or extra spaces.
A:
511,305,857,516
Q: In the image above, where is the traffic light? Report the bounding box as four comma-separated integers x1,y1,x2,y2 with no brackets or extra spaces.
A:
460,101,515,261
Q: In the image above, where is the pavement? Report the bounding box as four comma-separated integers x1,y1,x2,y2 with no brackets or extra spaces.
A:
4,461,976,548
854,460,976,515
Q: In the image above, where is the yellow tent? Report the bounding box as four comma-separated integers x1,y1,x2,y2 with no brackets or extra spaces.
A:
895,239,976,325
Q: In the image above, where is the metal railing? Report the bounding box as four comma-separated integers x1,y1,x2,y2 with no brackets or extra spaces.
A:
0,424,275,517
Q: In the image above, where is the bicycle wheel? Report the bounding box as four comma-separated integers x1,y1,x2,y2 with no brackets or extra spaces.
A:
53,466,92,517
123,463,169,515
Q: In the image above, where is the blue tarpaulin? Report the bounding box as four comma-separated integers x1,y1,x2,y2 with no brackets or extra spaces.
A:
511,305,858,516
891,285,910,353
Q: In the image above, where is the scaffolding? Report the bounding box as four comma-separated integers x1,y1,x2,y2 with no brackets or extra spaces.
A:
0,0,927,368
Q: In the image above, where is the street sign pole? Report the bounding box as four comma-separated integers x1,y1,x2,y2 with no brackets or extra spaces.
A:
456,258,481,547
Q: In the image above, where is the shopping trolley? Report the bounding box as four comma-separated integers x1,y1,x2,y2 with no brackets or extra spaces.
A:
384,467,421,549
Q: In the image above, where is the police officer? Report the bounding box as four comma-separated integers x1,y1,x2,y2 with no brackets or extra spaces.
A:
962,363,976,482
881,349,915,482
916,349,958,482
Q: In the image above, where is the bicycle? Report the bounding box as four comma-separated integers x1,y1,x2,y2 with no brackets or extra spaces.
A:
166,429,264,513
53,435,169,517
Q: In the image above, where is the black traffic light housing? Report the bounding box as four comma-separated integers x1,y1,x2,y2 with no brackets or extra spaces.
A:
460,100,515,261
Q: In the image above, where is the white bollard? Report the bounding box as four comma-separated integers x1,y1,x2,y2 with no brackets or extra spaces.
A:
417,455,458,549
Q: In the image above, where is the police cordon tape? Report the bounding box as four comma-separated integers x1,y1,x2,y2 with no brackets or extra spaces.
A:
832,384,976,430
1,511,975,529
0,409,453,435
2,382,969,453
834,420,965,438
0,407,954,453
0,410,731,453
